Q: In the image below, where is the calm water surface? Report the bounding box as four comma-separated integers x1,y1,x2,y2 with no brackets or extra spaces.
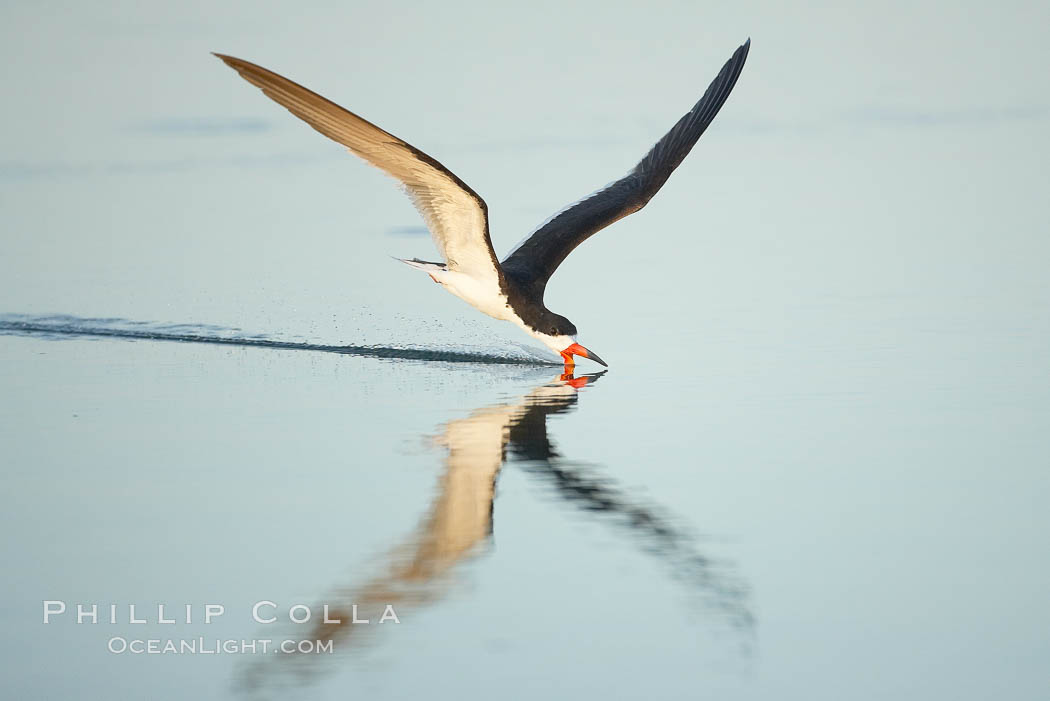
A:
2,2,1048,699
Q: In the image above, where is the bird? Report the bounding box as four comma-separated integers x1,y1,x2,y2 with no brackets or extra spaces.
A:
214,39,750,368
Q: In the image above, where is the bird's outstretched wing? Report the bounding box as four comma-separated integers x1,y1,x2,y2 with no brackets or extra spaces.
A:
214,54,505,288
500,39,750,294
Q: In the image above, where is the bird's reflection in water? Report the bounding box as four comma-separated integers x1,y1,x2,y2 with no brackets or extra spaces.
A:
240,371,751,692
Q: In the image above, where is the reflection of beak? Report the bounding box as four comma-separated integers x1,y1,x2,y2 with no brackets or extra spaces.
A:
561,342,609,368
559,370,608,389
559,372,590,389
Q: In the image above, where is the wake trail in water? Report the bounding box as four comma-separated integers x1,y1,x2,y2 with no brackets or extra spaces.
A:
0,314,557,366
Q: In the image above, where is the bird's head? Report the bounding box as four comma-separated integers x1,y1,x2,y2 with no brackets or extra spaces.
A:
531,313,608,368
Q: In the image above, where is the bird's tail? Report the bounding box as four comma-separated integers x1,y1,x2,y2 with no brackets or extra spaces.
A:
395,257,447,273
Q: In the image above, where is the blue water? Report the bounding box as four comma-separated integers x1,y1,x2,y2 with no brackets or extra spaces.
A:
2,2,1048,699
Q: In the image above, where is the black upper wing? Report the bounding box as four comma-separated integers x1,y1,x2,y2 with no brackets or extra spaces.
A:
500,39,750,293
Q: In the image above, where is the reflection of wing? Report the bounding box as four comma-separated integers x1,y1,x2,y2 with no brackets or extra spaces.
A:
340,381,585,607
405,404,517,572
516,460,752,629
513,379,752,628
240,373,597,691
307,405,519,650
241,369,750,693
510,382,752,629
507,382,581,460
214,54,505,288
362,380,586,596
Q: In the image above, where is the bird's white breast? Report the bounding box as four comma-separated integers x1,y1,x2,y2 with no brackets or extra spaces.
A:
433,270,514,321
433,271,571,356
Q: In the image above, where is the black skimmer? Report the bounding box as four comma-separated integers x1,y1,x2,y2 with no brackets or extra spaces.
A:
215,39,749,367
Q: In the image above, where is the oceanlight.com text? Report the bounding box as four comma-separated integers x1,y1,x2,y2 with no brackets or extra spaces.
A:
107,637,334,655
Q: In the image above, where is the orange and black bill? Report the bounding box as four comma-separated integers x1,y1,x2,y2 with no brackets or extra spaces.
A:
562,343,608,367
